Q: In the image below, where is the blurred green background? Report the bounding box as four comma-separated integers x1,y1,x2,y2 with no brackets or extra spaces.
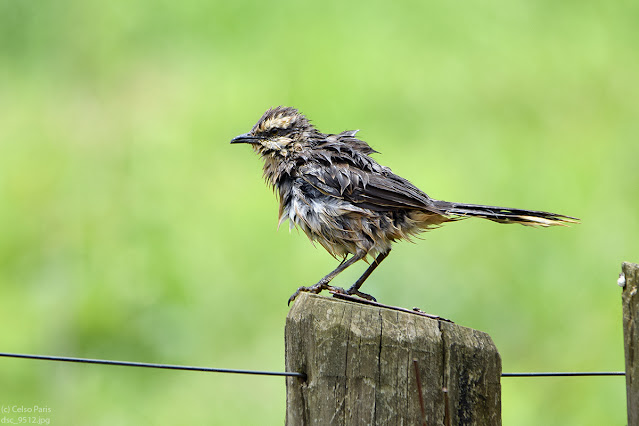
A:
1,1,637,424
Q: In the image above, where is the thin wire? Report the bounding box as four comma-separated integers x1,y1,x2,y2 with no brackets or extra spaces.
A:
0,352,624,379
0,352,307,380
502,371,624,377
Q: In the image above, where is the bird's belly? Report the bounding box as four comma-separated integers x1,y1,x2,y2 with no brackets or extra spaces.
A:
282,195,394,258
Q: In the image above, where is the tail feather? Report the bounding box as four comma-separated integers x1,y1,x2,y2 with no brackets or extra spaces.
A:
434,201,579,227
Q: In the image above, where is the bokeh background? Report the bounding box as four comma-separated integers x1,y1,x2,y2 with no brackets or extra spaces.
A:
1,1,637,424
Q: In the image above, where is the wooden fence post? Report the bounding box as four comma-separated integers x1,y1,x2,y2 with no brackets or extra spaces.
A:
285,293,501,425
622,261,639,425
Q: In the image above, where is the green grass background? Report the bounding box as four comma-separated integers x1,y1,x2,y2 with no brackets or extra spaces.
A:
1,1,637,424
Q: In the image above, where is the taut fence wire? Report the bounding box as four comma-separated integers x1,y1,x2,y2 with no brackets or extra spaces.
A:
0,352,623,379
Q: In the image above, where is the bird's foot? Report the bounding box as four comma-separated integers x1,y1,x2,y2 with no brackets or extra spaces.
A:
288,282,377,305
345,289,377,302
344,282,377,301
288,283,345,305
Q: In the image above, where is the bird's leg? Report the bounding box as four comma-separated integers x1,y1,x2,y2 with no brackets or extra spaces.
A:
345,250,390,301
288,252,365,305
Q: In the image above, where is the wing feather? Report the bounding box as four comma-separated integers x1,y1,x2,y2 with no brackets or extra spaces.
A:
299,131,444,215
301,162,443,214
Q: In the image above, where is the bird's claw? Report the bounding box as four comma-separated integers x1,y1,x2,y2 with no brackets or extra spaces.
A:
287,289,302,306
347,290,376,302
287,283,346,305
288,283,377,305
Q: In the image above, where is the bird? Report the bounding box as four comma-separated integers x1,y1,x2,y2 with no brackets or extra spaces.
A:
230,106,578,304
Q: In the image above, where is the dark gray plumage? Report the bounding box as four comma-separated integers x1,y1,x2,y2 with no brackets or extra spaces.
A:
231,106,578,303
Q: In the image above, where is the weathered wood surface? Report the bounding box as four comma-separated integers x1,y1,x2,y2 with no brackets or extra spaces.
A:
622,261,639,426
285,293,501,425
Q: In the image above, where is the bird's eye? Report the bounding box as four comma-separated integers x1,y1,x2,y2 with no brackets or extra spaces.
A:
269,127,289,137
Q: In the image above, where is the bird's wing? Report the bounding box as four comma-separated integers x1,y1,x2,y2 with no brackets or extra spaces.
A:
300,162,444,214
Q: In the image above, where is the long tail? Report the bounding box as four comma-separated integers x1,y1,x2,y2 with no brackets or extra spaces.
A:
434,200,579,227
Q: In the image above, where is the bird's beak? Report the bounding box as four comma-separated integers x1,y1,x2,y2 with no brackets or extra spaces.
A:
230,132,261,144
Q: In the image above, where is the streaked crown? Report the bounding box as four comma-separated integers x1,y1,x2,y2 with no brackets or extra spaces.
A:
251,106,311,136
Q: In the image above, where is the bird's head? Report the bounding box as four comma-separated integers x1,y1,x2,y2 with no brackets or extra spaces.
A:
230,106,315,158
